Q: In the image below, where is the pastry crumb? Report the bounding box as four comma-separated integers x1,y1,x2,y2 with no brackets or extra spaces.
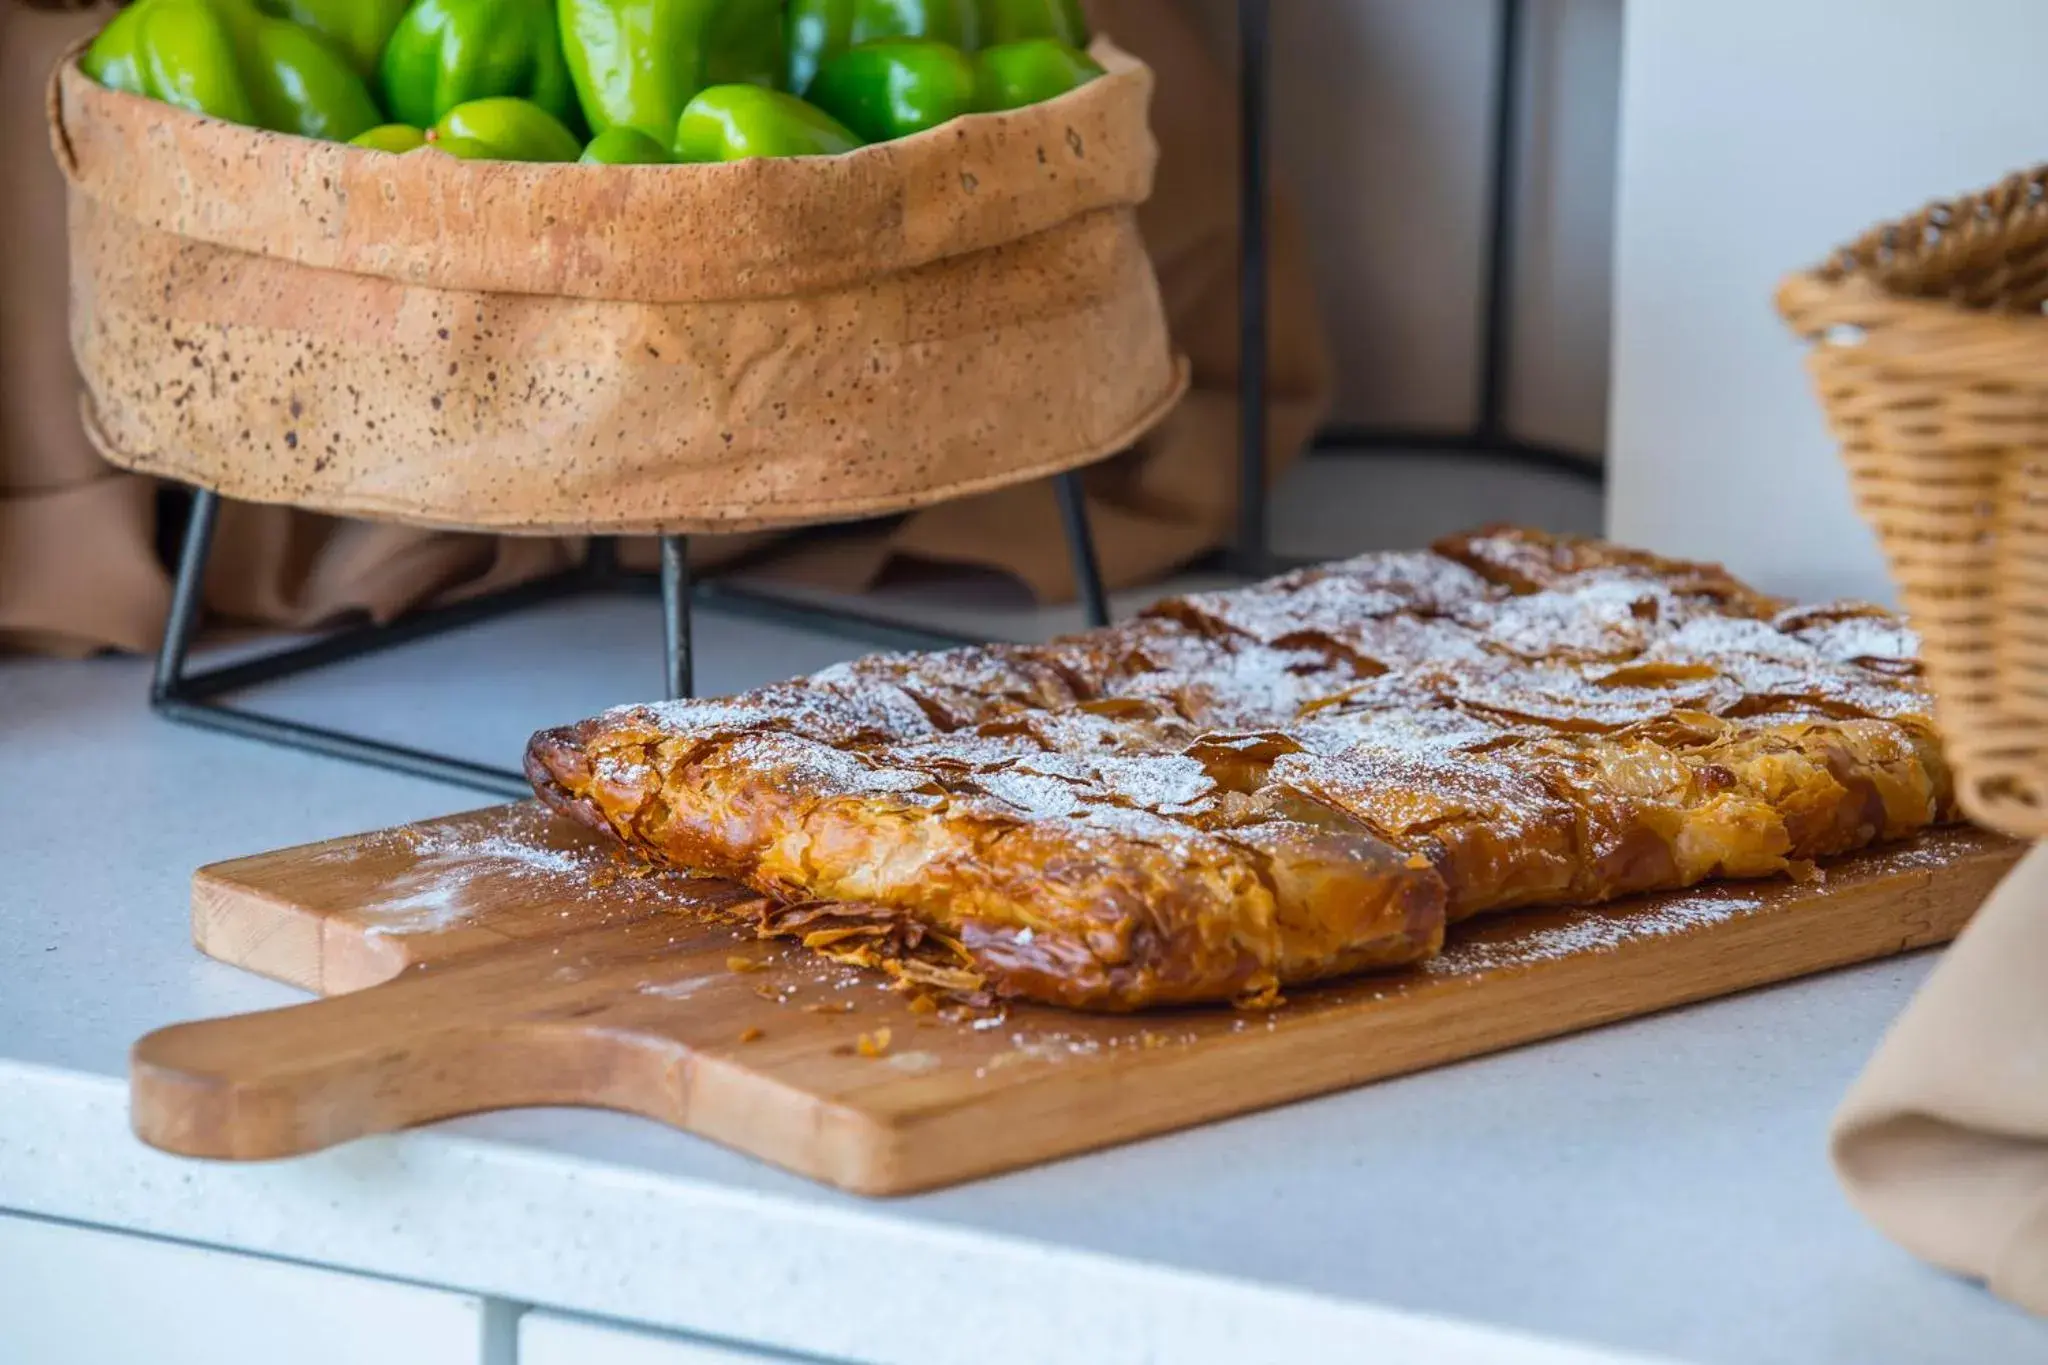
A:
726,954,767,974
856,1027,893,1058
738,1026,765,1043
1232,982,1285,1011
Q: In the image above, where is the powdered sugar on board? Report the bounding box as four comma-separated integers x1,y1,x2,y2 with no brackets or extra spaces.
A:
1426,889,1768,975
318,804,726,938
356,882,473,937
1422,826,1992,976
333,808,602,936
316,804,598,875
639,976,714,1001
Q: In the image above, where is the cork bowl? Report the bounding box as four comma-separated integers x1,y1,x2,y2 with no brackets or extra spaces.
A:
49,40,1186,535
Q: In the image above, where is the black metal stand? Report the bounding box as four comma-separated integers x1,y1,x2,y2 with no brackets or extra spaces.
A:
1055,468,1111,630
1232,0,1598,572
659,534,693,702
1234,0,1272,577
150,470,1111,797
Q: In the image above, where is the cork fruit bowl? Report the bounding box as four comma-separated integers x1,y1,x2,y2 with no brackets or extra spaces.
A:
1780,164,2048,839
48,39,1186,536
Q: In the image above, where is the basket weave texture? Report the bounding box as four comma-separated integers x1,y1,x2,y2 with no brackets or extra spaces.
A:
1780,168,2048,837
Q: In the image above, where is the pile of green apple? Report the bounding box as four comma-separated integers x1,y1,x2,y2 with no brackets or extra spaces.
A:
84,0,1104,164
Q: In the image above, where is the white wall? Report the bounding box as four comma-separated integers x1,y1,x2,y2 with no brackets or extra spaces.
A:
1188,0,1624,455
1607,0,2048,601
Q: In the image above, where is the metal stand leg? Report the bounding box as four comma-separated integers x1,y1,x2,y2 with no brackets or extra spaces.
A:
1241,0,1601,505
151,484,219,705
1235,0,1272,577
1055,471,1112,629
660,534,693,701
1474,0,1529,444
149,488,538,797
141,487,1101,795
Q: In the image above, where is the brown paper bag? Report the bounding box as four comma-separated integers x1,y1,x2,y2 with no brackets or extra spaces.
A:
60,39,1183,534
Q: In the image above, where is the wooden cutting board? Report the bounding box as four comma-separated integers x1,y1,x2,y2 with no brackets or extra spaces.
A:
132,803,2021,1194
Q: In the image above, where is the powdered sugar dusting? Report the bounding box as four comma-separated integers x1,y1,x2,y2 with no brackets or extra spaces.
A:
411,830,585,876
343,805,686,937
543,527,1952,1006
1428,890,1767,974
639,976,711,1000
359,881,471,937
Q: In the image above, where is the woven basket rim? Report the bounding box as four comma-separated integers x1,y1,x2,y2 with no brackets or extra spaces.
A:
1804,163,2048,285
1777,163,2048,388
1776,271,2048,387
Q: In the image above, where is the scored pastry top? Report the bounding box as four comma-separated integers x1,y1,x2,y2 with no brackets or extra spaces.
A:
526,526,1947,1011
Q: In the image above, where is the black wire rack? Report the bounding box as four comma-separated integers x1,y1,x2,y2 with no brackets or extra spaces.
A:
147,0,1593,797
1229,0,1600,577
151,475,1108,799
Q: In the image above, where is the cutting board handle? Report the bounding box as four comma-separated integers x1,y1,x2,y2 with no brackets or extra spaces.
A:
131,932,685,1160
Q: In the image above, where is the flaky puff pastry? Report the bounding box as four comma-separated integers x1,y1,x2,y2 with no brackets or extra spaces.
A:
528,527,1953,1010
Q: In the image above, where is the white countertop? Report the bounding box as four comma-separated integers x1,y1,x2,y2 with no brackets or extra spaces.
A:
3,459,2043,1365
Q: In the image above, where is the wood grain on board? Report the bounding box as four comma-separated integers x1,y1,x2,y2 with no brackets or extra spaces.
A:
134,802,2021,1194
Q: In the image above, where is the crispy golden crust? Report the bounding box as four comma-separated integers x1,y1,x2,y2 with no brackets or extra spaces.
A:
525,704,1445,1009
527,527,1950,1010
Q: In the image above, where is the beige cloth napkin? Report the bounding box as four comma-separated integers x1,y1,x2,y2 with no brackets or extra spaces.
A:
1832,839,2048,1314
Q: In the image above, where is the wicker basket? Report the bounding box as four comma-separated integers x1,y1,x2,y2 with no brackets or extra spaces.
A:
1779,168,2048,838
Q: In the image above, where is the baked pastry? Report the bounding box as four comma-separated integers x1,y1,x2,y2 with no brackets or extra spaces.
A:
527,527,1951,1010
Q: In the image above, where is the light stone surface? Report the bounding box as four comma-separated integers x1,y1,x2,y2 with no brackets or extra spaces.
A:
3,458,2039,1363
